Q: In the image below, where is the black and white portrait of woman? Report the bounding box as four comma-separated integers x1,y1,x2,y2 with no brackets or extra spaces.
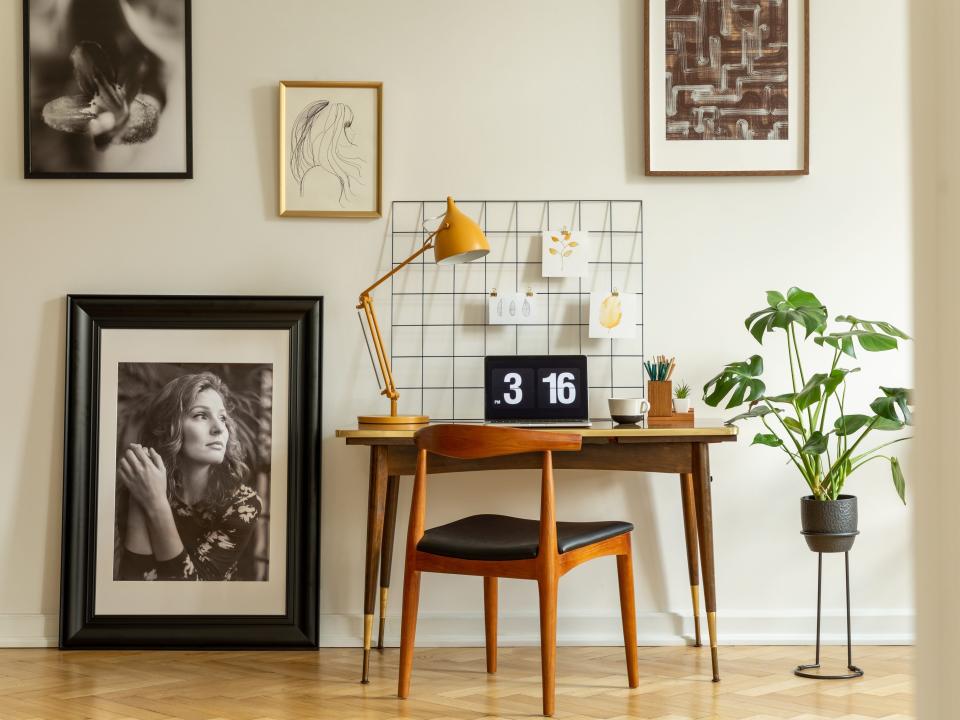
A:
62,297,319,646
24,0,192,177
113,364,271,583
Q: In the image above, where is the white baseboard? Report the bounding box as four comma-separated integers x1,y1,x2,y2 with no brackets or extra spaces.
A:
0,610,914,648
318,609,914,647
0,614,58,647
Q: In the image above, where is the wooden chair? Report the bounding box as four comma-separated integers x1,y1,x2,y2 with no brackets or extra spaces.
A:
397,424,639,716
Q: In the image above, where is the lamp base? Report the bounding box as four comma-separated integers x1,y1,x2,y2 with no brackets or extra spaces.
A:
358,414,430,425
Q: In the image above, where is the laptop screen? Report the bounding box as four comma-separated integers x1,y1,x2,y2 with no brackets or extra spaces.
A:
484,355,589,422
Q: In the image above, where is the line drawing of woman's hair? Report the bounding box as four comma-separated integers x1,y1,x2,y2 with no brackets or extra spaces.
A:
136,371,249,507
290,100,365,205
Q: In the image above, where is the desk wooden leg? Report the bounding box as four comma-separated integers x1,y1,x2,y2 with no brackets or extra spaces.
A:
362,446,388,683
377,474,401,651
693,443,719,682
679,473,702,647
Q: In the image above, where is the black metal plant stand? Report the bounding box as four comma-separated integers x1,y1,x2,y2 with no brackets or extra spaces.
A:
794,536,864,679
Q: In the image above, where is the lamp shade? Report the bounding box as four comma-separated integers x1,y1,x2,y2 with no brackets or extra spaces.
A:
433,197,490,265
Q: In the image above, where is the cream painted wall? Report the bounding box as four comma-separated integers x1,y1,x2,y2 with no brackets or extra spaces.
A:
0,0,914,646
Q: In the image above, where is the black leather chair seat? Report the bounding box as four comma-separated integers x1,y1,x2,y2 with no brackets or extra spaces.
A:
416,514,634,561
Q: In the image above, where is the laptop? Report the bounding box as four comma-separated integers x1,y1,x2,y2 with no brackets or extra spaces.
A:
484,355,592,428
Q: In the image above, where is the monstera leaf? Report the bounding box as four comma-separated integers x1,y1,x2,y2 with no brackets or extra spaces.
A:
703,355,765,409
870,387,913,427
795,367,859,411
725,404,780,426
833,414,873,436
815,315,910,357
890,457,906,504
752,433,783,447
744,288,828,344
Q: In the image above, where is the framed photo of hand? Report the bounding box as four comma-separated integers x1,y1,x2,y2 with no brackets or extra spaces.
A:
23,0,193,178
60,296,321,648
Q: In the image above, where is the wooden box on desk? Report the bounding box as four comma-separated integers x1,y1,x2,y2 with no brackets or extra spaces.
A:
647,408,695,428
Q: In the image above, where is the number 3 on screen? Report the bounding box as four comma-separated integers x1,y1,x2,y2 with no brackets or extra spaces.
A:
542,372,576,404
503,372,523,405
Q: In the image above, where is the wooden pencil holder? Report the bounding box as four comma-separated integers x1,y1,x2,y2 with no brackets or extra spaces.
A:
647,380,673,417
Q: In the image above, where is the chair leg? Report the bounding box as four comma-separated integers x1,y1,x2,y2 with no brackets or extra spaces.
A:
538,577,558,717
616,541,640,689
484,576,498,673
397,567,422,699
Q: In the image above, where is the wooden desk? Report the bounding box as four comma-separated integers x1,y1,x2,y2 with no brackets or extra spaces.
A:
336,420,737,684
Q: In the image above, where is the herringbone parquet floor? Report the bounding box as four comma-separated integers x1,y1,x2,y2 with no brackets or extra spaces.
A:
0,645,913,720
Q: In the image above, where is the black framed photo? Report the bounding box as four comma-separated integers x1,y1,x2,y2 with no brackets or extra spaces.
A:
23,0,193,178
60,296,321,648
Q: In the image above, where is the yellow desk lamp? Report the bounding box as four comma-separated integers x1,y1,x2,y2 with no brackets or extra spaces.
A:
357,197,490,425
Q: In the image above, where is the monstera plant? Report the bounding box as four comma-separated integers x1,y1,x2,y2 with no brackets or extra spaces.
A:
703,288,911,519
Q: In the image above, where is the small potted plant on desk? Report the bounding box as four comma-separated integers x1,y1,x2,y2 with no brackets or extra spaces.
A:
673,381,692,414
701,287,911,678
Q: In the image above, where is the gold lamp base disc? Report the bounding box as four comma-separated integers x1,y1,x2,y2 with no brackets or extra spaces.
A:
358,414,429,425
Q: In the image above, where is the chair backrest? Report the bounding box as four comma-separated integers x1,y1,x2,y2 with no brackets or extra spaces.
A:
414,424,581,459
406,424,580,567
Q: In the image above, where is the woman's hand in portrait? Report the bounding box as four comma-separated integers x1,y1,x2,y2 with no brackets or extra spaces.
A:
118,443,169,514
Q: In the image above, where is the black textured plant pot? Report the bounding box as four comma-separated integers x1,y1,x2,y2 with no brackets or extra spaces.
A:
800,495,858,553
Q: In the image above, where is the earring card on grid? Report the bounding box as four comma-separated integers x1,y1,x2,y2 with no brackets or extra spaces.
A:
488,291,540,325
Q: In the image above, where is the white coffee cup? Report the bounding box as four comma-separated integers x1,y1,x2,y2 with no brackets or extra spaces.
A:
608,397,650,424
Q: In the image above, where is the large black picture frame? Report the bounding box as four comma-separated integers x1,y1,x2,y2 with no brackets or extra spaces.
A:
60,296,321,648
23,0,194,179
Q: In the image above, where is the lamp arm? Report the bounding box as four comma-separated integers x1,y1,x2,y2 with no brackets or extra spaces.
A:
358,294,398,412
359,229,440,297
355,228,442,417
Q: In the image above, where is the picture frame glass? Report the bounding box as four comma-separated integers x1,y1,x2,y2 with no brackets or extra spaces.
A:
93,329,289,616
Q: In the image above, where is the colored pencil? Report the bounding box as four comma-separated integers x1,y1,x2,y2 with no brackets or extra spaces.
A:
645,356,677,382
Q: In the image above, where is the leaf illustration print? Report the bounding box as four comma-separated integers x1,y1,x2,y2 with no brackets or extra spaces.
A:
549,230,579,270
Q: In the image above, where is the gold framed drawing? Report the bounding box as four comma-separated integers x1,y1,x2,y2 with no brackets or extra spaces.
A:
279,81,382,217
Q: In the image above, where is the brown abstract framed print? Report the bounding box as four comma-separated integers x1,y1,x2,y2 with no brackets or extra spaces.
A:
644,0,809,176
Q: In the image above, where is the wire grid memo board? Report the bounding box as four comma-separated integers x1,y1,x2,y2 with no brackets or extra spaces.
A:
387,200,644,422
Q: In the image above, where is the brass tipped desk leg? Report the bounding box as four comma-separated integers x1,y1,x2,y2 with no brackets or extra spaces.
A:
708,612,719,682
361,448,388,683
693,445,720,682
377,475,400,651
377,598,388,652
362,615,374,683
679,473,702,647
691,585,702,648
